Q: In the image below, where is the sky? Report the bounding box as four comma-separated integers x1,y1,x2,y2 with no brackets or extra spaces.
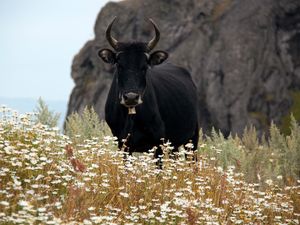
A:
0,0,113,101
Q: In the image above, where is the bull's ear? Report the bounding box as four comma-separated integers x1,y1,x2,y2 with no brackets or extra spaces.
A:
149,50,168,66
98,49,116,64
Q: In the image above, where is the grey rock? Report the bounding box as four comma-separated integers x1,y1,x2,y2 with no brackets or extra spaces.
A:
66,0,300,136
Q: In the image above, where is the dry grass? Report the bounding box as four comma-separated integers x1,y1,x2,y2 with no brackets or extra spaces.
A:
0,105,299,224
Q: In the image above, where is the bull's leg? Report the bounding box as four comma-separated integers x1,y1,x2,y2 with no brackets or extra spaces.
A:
185,125,199,161
118,137,132,162
170,147,179,160
155,144,179,168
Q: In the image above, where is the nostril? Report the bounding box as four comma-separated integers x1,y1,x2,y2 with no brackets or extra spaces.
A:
123,94,129,101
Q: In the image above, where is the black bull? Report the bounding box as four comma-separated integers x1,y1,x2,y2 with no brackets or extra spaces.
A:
98,18,199,158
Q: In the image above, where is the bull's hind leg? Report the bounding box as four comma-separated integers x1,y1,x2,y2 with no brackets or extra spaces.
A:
191,124,199,151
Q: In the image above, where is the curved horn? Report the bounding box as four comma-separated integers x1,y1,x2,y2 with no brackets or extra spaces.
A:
147,18,160,51
106,17,118,50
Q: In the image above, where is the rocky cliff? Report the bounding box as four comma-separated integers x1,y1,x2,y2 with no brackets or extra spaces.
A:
66,0,300,136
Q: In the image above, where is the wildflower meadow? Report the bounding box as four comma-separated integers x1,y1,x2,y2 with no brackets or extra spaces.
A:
0,104,299,224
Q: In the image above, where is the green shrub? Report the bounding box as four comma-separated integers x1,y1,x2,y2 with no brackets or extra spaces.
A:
280,91,300,134
65,106,111,144
198,117,300,186
268,116,300,185
34,97,60,127
200,128,246,170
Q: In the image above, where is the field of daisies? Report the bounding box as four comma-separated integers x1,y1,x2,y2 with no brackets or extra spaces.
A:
0,103,299,224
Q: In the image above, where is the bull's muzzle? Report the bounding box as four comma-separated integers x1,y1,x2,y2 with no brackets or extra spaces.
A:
121,92,143,108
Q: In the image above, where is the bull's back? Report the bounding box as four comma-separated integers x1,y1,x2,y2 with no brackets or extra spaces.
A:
149,63,198,146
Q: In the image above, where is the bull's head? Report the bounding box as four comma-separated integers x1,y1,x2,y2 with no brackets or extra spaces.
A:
98,17,168,111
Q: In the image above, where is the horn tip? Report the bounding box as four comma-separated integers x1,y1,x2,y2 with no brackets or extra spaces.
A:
148,18,155,24
106,17,119,50
148,18,159,31
109,16,117,26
